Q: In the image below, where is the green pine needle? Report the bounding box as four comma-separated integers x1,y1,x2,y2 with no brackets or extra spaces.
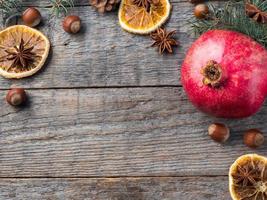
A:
50,0,74,17
190,0,267,48
250,0,267,11
0,0,20,18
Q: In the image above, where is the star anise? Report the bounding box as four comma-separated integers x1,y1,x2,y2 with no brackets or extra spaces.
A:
245,3,267,24
5,39,36,70
132,0,159,10
150,28,178,54
232,164,260,187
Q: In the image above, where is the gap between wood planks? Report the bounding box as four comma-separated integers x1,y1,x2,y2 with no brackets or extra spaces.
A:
0,85,183,91
0,175,227,179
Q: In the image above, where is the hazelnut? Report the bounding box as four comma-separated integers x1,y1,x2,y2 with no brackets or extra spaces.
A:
194,4,209,19
189,0,203,4
208,123,230,143
244,129,264,148
22,7,42,27
6,88,27,106
63,15,81,34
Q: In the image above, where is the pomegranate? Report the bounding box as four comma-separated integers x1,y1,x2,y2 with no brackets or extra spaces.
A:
181,30,267,118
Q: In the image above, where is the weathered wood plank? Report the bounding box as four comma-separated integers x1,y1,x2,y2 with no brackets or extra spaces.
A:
0,177,230,200
23,0,90,6
0,87,266,177
22,0,191,7
0,2,195,88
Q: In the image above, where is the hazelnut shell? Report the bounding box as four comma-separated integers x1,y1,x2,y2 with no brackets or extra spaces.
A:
189,0,204,4
6,88,27,106
63,15,81,34
194,4,209,19
208,123,230,143
22,7,42,27
244,129,264,148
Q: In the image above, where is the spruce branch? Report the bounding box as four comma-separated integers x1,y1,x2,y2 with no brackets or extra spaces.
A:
248,0,267,12
0,0,21,19
190,0,267,48
50,0,74,17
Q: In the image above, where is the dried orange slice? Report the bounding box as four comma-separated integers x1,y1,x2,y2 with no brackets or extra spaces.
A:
0,25,50,79
229,154,267,200
118,0,171,34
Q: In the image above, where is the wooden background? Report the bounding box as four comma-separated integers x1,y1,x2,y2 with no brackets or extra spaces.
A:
0,0,266,199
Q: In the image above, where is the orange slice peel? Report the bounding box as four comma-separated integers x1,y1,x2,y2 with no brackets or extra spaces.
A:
118,0,171,34
0,25,50,79
229,154,267,200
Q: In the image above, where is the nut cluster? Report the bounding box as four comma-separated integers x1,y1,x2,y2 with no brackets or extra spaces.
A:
208,123,265,148
21,7,82,34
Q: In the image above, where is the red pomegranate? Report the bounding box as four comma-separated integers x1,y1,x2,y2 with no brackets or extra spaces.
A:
181,30,267,118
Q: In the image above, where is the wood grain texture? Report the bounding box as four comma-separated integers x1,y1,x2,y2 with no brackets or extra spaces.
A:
0,1,266,199
0,87,266,177
0,2,195,88
22,0,190,7
0,177,230,200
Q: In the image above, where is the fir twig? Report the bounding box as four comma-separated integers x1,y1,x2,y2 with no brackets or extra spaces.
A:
0,0,21,19
50,0,74,17
190,0,267,48
248,0,267,12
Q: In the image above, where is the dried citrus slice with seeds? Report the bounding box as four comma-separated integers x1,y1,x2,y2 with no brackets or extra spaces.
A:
0,25,50,79
118,0,171,34
229,154,267,200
